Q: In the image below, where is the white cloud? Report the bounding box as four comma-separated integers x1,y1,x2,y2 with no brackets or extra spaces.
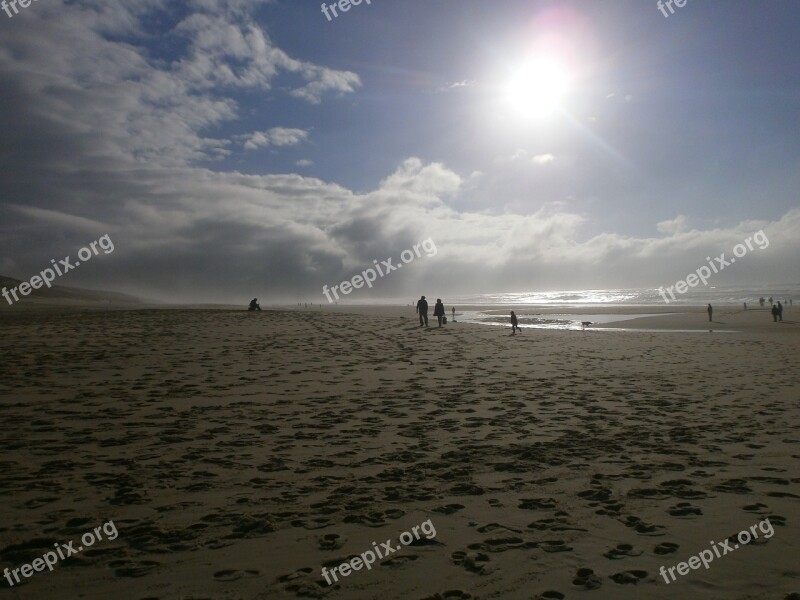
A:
657,215,690,234
0,1,357,167
532,153,555,165
240,128,309,151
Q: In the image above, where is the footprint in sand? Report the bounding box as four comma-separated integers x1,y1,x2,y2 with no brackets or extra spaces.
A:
278,566,329,597
290,517,334,530
573,567,603,589
667,502,703,517
383,554,419,568
620,516,665,536
767,491,800,498
278,567,313,583
420,591,473,600
528,517,588,532
109,559,161,578
765,514,787,526
533,477,558,485
609,570,648,584
712,478,752,494
539,540,573,553
518,497,558,510
533,592,565,600
318,533,345,550
452,550,491,574
213,569,259,582
434,503,465,515
578,488,613,502
653,542,680,555
603,543,642,559
595,501,625,516
476,523,522,534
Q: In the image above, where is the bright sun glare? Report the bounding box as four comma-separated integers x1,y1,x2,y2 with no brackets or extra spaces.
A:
506,58,569,118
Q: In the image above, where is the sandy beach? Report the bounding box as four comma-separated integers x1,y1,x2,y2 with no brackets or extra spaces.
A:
0,304,797,600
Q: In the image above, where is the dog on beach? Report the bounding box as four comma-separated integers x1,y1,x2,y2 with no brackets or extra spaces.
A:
581,321,592,329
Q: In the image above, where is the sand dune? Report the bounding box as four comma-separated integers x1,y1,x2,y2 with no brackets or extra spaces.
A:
0,275,142,308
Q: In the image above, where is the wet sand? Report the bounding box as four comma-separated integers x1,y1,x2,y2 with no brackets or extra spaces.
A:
0,305,798,599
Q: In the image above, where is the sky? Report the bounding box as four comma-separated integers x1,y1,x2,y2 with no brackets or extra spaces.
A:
0,0,798,304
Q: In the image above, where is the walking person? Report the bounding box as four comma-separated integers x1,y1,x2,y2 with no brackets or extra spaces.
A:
777,301,783,321
434,298,446,327
451,306,456,323
771,304,779,322
707,303,713,322
416,295,429,327
510,310,521,335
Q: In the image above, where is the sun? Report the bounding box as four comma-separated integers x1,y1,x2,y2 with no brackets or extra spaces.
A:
505,57,569,118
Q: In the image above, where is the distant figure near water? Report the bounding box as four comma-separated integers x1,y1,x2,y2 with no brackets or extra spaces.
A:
249,298,261,311
707,304,713,322
452,306,456,323
777,301,783,321
510,311,521,335
416,295,429,327
772,304,779,322
434,299,446,327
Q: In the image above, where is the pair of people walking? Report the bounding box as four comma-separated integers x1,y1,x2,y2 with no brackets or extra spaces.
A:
416,296,448,327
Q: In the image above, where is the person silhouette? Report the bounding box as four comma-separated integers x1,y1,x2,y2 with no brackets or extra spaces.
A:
434,298,446,327
777,301,783,321
707,303,713,322
510,311,521,334
771,304,779,322
416,295,429,327
451,306,456,323
249,298,261,311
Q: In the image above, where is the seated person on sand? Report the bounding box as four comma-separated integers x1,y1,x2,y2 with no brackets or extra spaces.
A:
249,298,261,311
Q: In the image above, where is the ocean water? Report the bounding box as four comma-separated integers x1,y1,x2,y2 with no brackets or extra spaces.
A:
446,284,799,307
437,284,799,331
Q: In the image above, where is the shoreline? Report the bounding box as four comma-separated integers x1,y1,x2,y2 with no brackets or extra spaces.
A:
2,301,796,333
